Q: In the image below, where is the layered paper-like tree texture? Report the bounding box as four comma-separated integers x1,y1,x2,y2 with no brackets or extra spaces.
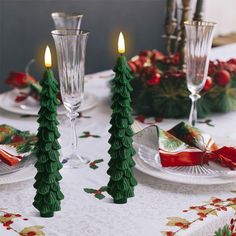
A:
107,55,137,204
33,69,64,217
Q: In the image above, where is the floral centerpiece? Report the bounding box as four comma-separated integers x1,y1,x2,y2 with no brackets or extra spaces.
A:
128,50,236,118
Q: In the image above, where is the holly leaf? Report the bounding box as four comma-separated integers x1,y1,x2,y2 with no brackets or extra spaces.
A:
95,193,105,200
94,159,104,164
83,188,96,194
89,164,98,170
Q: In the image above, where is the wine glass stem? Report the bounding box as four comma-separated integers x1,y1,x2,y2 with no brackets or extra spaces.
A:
69,114,78,151
189,94,200,126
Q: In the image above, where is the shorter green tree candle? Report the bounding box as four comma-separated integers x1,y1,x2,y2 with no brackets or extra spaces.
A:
107,33,137,204
33,46,64,217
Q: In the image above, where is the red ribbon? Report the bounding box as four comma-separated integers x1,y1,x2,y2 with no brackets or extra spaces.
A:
160,146,236,170
0,148,22,166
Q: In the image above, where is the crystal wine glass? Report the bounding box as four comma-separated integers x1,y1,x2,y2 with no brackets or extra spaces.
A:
52,29,89,168
184,21,215,126
51,12,83,30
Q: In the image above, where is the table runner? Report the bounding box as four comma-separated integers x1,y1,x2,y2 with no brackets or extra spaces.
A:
1,45,236,235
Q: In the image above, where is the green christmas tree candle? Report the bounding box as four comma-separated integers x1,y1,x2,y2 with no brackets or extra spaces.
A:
107,33,137,204
33,46,64,217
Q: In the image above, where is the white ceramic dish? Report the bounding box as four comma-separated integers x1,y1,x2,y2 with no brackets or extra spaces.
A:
0,90,98,115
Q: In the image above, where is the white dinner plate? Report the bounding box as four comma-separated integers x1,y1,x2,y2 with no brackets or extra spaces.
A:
134,148,236,185
0,90,98,115
0,164,35,185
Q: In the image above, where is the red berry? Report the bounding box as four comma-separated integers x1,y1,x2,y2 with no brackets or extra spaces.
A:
215,70,231,86
203,76,213,91
147,73,161,86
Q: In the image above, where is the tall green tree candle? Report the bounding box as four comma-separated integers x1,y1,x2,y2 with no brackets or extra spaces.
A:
107,33,137,204
33,46,64,217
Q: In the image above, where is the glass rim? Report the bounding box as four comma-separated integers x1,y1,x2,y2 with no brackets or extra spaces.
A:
184,20,216,27
51,12,83,18
51,29,90,36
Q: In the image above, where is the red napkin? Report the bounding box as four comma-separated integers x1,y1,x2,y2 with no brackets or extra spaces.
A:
0,148,22,166
157,122,236,169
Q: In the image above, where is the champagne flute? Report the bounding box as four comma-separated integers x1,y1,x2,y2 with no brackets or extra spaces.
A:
52,29,89,168
51,12,83,30
184,21,215,126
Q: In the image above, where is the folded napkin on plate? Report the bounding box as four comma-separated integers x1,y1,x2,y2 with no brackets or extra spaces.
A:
134,122,236,169
0,124,36,166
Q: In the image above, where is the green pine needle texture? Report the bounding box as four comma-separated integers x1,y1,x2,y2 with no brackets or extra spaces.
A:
33,69,64,217
107,56,137,204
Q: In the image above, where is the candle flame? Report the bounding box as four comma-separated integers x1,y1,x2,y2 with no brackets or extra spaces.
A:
118,32,125,54
44,46,52,68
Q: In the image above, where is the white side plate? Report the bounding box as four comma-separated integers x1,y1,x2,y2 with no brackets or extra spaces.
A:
0,90,98,115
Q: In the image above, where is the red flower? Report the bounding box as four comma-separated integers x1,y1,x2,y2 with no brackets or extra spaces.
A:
6,72,36,89
214,70,231,86
147,73,161,86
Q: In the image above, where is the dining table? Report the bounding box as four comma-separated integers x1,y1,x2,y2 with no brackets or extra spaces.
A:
1,43,236,236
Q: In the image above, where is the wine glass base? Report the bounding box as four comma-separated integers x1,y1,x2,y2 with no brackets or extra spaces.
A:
62,153,90,169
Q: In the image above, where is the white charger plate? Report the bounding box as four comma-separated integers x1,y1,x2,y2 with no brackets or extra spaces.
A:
0,90,98,115
134,143,236,185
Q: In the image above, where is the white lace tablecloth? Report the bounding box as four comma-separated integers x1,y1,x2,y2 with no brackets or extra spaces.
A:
1,45,236,236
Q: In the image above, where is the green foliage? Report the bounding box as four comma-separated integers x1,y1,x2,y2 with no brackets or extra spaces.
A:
33,69,64,218
214,224,232,236
131,69,236,118
107,55,137,204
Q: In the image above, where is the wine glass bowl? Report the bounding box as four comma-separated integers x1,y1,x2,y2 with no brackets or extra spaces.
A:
184,21,216,126
51,12,83,30
52,29,90,168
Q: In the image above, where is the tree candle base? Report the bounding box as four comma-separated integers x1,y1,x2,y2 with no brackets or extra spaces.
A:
40,212,54,218
114,198,127,204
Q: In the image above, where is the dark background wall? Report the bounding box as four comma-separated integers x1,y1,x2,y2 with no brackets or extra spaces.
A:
0,0,166,92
